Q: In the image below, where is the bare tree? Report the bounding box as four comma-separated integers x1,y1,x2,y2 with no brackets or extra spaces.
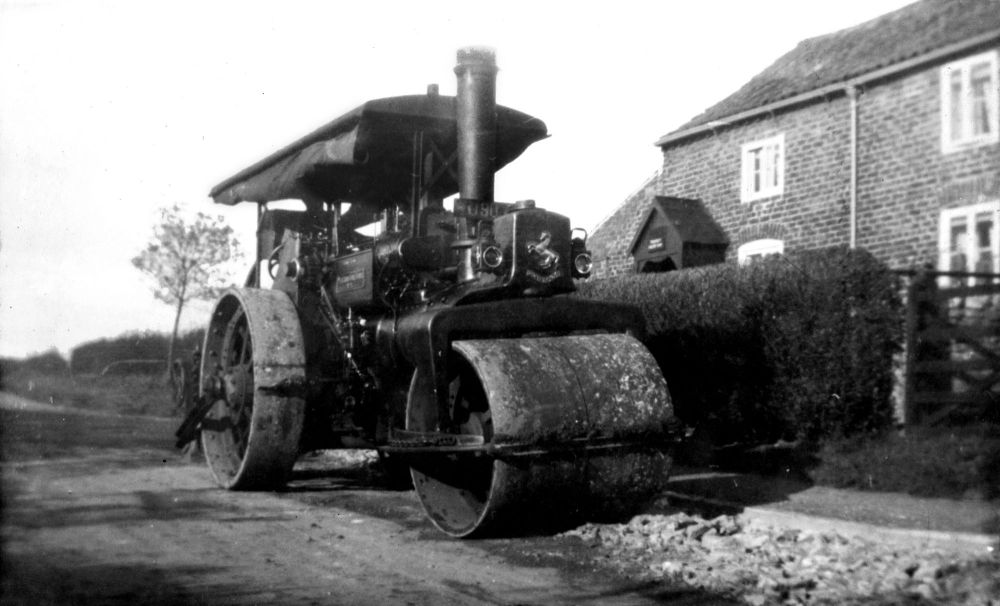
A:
132,205,242,376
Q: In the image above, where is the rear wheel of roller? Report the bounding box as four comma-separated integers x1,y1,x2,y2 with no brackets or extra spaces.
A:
406,333,674,538
200,289,306,490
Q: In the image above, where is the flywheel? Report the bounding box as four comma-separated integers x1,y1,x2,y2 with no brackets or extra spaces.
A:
199,288,306,490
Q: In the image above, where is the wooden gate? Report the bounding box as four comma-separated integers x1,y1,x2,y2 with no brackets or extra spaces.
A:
903,269,1000,425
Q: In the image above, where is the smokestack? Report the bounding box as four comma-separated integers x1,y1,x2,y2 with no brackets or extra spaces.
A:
454,47,498,203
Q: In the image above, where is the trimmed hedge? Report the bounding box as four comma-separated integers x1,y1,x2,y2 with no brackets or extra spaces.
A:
69,329,205,375
577,247,902,445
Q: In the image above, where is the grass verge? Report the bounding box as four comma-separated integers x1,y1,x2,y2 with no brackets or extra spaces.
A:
1,369,176,418
807,425,1000,501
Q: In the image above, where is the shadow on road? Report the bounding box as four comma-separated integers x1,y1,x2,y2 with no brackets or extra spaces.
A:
2,556,240,606
663,467,812,509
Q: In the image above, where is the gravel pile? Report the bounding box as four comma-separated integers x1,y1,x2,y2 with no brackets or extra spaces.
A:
562,512,999,605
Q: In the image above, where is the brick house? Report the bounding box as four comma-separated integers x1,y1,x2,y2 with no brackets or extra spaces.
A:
589,0,1000,278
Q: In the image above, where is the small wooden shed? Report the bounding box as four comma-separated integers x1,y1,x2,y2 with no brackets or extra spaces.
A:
628,196,728,272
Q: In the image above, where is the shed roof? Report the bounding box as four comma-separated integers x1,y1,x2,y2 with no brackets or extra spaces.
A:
661,0,1000,141
628,196,727,255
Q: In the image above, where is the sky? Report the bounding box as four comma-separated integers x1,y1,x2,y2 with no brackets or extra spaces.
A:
0,0,915,359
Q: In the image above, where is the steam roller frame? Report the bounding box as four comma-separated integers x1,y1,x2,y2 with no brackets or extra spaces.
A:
400,333,673,538
199,288,306,490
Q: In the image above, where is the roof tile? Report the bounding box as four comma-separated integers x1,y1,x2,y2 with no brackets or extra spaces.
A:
667,0,1000,136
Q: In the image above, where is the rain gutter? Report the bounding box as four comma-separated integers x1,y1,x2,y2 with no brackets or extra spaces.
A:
847,84,858,249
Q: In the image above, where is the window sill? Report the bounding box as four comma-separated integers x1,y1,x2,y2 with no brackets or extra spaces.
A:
740,192,783,204
941,136,1000,155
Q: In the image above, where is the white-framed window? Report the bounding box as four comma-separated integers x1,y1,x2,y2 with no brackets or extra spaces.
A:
738,238,784,265
938,201,1000,282
741,134,785,202
940,50,999,153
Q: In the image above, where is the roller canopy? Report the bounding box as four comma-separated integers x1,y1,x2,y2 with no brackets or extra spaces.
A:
209,94,548,208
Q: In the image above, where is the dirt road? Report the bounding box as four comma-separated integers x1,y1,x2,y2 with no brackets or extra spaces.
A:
0,393,732,605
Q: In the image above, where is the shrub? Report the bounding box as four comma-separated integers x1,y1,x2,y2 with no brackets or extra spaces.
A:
577,247,902,445
8,349,70,376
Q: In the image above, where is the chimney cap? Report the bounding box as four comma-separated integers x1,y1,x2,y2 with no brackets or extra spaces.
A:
456,46,497,69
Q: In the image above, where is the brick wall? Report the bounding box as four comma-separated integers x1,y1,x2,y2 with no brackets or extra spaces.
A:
855,58,1000,269
589,46,1000,278
588,171,660,278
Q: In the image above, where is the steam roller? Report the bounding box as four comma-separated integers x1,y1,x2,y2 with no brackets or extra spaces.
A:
403,334,672,537
177,46,677,538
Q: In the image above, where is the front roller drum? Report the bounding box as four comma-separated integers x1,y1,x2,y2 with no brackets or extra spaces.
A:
406,333,673,538
199,288,306,490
